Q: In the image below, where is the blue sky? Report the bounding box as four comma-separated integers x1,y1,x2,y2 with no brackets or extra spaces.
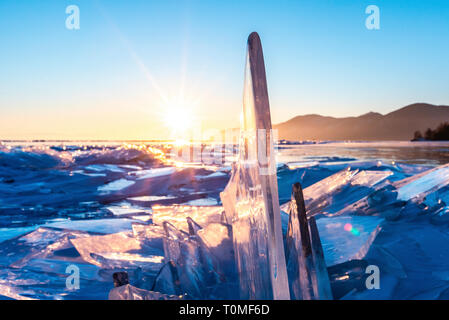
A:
1,0,449,139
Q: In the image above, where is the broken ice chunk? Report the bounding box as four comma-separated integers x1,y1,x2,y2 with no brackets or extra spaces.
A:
196,223,237,287
45,218,136,234
106,205,148,216
317,216,383,266
395,164,449,201
162,222,208,298
132,223,165,240
70,231,150,267
20,258,101,282
152,205,223,233
109,284,183,300
341,164,449,218
91,252,164,271
5,227,91,268
281,169,393,217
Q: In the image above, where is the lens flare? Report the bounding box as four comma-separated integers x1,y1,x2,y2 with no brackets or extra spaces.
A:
344,223,360,236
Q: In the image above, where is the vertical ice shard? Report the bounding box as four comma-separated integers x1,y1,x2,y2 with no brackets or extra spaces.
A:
162,222,204,298
285,183,314,299
286,183,333,300
187,217,203,236
220,32,290,300
162,220,225,298
308,216,333,299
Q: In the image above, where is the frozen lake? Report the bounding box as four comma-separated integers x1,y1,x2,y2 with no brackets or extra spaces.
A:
0,140,448,299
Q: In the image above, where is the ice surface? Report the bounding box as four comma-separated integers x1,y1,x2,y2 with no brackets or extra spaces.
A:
0,227,90,268
106,206,148,216
98,179,135,193
45,218,136,234
348,221,449,299
220,33,290,300
0,226,38,243
1,133,449,299
128,195,176,202
431,206,449,224
85,164,126,173
317,216,383,266
185,198,219,206
132,167,176,180
0,284,37,300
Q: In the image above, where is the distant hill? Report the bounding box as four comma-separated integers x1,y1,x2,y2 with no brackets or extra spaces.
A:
274,103,449,141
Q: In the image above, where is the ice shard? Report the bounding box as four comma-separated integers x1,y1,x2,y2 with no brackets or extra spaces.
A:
161,221,223,299
280,169,393,217
337,163,449,218
162,222,204,298
308,216,333,299
220,32,290,300
285,183,314,300
187,217,203,236
394,163,449,202
285,183,333,300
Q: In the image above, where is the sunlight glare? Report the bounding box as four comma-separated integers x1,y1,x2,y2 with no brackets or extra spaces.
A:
162,101,197,136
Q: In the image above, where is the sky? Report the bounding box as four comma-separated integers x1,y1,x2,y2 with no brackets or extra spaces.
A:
1,0,449,140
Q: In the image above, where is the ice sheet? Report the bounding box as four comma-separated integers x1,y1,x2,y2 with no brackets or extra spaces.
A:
45,218,136,234
317,216,383,266
0,226,38,243
396,165,449,201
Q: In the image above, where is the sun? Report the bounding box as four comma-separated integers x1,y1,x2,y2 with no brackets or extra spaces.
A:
162,101,196,136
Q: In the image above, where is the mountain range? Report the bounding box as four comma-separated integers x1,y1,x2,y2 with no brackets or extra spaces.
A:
273,103,449,141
